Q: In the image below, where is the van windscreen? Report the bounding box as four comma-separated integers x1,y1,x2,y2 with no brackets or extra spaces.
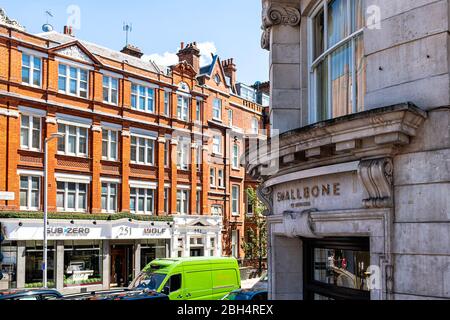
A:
130,272,167,291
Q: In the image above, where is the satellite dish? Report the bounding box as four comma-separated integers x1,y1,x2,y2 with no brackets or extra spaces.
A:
42,23,54,32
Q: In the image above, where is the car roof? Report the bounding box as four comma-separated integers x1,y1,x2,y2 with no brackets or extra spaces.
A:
0,289,62,299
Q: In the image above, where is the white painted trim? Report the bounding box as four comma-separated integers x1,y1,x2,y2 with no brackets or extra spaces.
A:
264,161,360,188
100,177,122,184
55,173,92,184
18,106,47,117
129,77,160,89
56,113,93,127
17,169,44,177
130,127,158,140
18,46,49,59
101,122,122,131
55,56,95,71
129,180,158,189
177,185,191,190
100,69,124,79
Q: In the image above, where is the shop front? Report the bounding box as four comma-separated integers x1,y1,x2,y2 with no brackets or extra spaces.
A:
172,215,222,258
0,218,172,293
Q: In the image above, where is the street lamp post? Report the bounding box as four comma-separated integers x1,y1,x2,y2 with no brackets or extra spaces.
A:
43,133,64,289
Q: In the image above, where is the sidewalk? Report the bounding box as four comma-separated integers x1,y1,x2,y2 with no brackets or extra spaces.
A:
241,278,260,289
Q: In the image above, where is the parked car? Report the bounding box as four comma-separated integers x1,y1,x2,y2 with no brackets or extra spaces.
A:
251,272,268,291
0,289,63,301
221,289,268,301
130,257,241,300
61,289,168,301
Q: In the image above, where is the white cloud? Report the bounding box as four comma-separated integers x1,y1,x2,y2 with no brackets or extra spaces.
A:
143,41,217,68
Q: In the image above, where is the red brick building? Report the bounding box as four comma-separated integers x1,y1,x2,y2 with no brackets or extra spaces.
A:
0,13,267,292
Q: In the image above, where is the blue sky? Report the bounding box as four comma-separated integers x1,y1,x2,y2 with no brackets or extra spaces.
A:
0,0,269,85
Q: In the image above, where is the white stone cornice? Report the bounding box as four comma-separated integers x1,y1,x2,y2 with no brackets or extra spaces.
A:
121,130,131,137
158,137,167,144
0,109,20,118
46,116,57,125
92,125,102,133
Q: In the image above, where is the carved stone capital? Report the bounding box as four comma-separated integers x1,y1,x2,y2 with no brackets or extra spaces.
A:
358,158,394,208
261,1,301,50
257,185,274,216
282,209,321,238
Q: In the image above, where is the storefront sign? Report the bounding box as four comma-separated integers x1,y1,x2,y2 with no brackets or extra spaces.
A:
273,172,365,213
0,219,172,241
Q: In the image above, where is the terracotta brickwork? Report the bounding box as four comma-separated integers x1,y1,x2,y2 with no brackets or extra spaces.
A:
0,25,267,259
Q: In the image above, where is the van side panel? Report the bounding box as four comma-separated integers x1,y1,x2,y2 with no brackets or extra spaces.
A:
183,264,213,300
211,261,241,300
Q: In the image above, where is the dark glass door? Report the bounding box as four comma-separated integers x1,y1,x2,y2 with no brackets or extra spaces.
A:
110,245,133,287
303,237,371,301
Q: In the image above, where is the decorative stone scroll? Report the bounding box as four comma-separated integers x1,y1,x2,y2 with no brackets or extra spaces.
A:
358,158,394,208
261,1,301,50
257,185,274,216
0,8,25,31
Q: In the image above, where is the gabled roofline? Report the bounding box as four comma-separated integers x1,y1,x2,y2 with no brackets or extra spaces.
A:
49,40,103,66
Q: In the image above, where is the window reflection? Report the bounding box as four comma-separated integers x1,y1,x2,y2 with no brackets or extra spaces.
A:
313,247,370,291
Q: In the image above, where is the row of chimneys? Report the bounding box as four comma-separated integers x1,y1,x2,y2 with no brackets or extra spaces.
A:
62,26,237,83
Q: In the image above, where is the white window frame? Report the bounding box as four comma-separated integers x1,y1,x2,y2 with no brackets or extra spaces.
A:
211,205,223,216
228,109,233,127
231,230,238,258
130,135,155,166
210,168,216,187
231,185,240,216
212,135,222,155
130,187,155,215
213,98,222,121
176,189,189,215
20,176,40,211
195,100,202,123
56,182,88,213
21,53,42,87
57,123,89,157
177,95,190,122
246,192,254,217
164,140,170,168
177,140,190,170
164,91,171,116
102,129,118,161
232,144,240,169
58,63,89,98
308,0,365,124
20,114,42,152
131,83,155,113
251,117,259,135
101,182,118,214
164,188,170,213
103,75,119,105
217,169,224,188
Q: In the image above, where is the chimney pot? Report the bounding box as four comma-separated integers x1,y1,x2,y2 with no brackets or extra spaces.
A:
181,42,185,49
64,25,74,37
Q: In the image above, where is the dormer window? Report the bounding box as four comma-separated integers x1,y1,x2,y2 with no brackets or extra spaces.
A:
309,0,365,124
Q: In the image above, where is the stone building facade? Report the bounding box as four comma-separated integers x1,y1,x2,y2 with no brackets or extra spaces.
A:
0,9,267,292
246,0,450,300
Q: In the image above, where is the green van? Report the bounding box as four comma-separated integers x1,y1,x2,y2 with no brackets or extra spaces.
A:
129,257,241,300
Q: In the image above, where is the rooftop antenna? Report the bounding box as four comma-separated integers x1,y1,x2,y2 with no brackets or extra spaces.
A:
42,10,54,32
123,22,133,46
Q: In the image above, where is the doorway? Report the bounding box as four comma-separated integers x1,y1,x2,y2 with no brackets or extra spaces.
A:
110,245,133,288
190,248,204,257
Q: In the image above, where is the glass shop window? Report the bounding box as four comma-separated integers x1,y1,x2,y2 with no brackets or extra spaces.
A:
63,241,102,287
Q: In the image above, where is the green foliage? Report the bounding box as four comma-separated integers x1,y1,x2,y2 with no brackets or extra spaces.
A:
0,212,173,222
241,187,267,275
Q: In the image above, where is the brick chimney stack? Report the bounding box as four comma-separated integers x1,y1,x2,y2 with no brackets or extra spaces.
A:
63,25,74,37
177,41,200,74
120,44,144,59
222,58,237,89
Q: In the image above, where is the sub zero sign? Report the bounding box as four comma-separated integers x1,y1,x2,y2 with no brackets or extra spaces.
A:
47,227,91,237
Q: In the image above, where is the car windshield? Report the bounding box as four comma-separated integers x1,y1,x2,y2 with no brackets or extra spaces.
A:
129,272,167,291
223,292,252,301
